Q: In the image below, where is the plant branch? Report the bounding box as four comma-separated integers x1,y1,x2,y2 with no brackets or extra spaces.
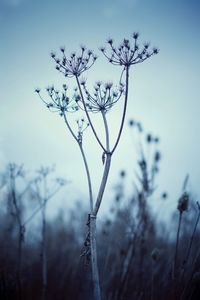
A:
93,153,112,216
76,76,106,152
63,111,93,211
174,211,183,279
111,66,129,154
63,112,78,142
79,144,93,212
101,111,110,152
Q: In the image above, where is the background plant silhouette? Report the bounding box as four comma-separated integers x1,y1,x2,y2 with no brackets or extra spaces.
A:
0,122,199,299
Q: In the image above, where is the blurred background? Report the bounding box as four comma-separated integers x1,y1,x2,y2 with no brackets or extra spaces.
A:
0,0,200,218
0,1,200,299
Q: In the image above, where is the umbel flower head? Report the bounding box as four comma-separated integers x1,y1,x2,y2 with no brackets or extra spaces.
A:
35,85,78,116
100,33,159,67
7,163,25,179
76,80,125,113
51,46,97,77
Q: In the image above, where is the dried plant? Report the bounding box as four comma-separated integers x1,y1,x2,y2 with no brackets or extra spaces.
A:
29,166,65,300
36,32,158,300
4,163,27,300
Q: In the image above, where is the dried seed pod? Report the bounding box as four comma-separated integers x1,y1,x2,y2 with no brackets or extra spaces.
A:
177,192,189,213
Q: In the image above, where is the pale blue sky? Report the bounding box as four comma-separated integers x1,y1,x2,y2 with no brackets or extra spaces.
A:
0,0,200,217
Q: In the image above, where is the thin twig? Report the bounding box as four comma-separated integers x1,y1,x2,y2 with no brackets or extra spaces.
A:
76,76,106,152
111,66,129,154
63,111,93,211
79,144,93,212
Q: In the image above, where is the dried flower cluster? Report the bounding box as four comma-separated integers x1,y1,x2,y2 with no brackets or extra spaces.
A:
177,191,189,213
77,81,125,113
51,46,97,77
100,33,158,67
36,85,78,116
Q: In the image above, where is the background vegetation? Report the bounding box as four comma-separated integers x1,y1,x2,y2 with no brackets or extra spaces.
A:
0,124,199,300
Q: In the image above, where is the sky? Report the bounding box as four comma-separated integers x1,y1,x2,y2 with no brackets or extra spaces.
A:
0,0,200,220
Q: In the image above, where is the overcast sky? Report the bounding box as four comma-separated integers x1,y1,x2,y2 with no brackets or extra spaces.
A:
0,0,200,219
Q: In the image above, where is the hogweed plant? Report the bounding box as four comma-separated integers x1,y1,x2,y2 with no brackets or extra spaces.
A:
36,32,158,300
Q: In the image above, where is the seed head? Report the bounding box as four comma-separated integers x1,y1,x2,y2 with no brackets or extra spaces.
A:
162,192,168,199
177,192,189,213
81,81,123,113
50,52,56,58
133,32,139,39
51,46,97,77
153,47,159,54
120,170,126,178
80,78,86,86
35,88,40,94
154,151,161,162
107,38,114,45
129,119,135,127
146,133,152,143
99,46,105,52
60,46,65,53
101,32,158,67
144,42,150,49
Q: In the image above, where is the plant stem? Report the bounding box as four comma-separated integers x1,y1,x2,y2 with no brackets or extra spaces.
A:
111,66,129,154
63,112,99,299
90,214,101,300
101,111,110,152
79,144,93,212
76,76,106,152
88,112,111,300
174,211,182,279
93,154,112,218
63,112,93,211
93,111,111,217
11,177,22,300
183,204,200,271
17,226,23,300
180,203,200,294
172,211,183,300
41,203,47,300
63,113,78,142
